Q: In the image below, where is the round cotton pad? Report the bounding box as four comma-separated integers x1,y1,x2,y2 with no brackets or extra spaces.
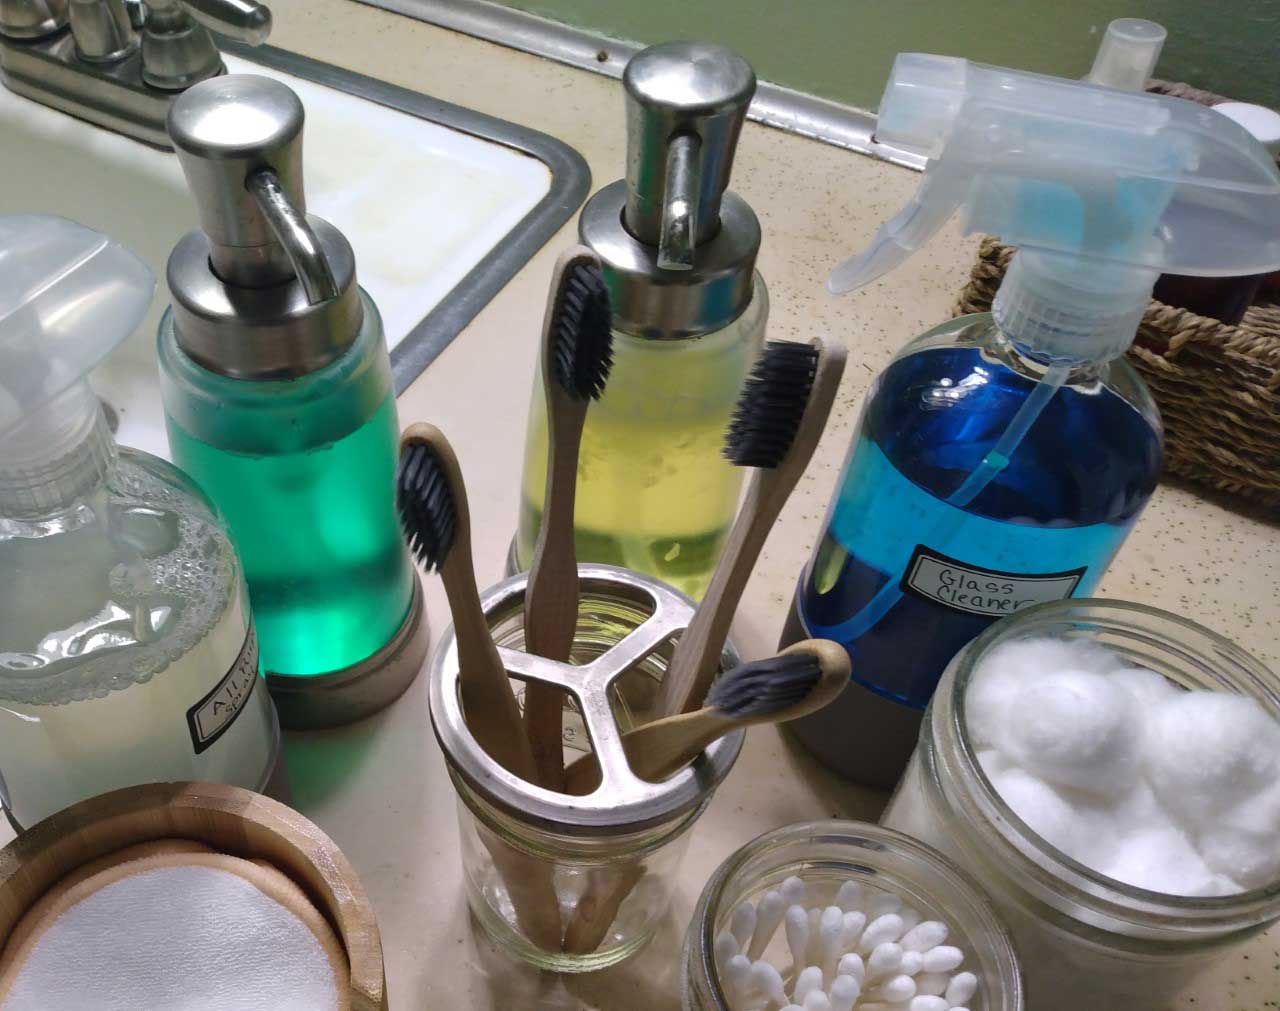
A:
0,851,349,1011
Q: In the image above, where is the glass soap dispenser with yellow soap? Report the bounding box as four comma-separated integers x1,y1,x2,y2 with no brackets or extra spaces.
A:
157,76,428,729
514,42,768,599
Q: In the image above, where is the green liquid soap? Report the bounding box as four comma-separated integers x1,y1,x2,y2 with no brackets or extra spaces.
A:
158,294,414,679
166,396,412,676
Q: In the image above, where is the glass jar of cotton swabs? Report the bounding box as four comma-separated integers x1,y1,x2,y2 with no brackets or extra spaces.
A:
682,821,1023,1011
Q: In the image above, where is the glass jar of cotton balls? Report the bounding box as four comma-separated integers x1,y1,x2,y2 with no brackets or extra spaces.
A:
883,598,1280,1011
682,820,1023,1010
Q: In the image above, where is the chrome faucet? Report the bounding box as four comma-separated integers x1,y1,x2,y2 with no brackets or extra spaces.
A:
0,0,270,147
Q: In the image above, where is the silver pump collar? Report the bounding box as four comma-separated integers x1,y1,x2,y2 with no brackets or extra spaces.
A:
165,74,361,380
582,41,760,340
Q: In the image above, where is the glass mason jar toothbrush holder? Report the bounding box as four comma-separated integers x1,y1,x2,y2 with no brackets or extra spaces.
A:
682,820,1024,1010
428,564,743,972
882,598,1280,1011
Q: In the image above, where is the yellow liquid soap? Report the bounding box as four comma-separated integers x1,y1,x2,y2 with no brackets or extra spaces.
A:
516,286,767,599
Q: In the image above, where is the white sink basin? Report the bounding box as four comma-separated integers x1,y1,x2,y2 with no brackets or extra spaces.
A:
0,49,581,458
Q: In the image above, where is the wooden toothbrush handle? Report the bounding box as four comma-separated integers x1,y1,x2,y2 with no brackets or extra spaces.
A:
474,817,563,953
562,860,646,955
653,476,780,716
523,390,587,792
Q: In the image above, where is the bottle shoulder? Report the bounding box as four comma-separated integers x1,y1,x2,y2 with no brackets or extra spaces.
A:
861,331,1163,525
0,453,245,704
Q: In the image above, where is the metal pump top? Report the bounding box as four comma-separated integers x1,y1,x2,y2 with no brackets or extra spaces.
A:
580,41,761,340
166,74,362,380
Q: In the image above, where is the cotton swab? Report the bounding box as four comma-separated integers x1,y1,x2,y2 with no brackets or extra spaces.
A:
866,974,916,1003
839,911,867,951
858,914,905,954
835,880,863,913
749,890,788,960
900,920,948,952
715,929,740,967
731,901,758,950
920,946,964,974
818,905,846,978
829,975,862,1011
794,965,825,1003
837,951,866,984
786,904,810,969
750,959,790,1008
866,942,904,982
946,972,978,1005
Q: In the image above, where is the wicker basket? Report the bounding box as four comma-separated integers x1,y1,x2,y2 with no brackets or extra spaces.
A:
953,82,1280,509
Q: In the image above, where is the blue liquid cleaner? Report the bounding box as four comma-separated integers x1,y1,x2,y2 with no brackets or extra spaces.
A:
796,341,1161,710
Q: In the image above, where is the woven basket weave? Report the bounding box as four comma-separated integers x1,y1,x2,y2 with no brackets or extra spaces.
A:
953,81,1280,509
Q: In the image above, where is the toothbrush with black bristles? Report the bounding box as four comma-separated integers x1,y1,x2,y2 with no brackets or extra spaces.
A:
564,639,850,792
522,245,613,792
397,422,565,951
654,337,848,718
396,422,539,783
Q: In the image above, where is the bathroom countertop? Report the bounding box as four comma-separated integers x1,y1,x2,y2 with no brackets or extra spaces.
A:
9,2,1277,1007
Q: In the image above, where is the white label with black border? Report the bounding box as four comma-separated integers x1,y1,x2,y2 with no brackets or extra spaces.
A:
901,545,1085,618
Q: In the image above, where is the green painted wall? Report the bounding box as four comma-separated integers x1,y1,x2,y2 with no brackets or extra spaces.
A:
505,1,1278,110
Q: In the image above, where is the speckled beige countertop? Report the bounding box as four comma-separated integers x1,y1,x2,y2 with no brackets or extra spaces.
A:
23,2,1280,1007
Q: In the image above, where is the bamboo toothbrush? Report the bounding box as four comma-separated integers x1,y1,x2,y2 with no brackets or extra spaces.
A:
522,245,613,792
564,639,850,792
397,423,538,780
396,423,562,950
653,338,848,717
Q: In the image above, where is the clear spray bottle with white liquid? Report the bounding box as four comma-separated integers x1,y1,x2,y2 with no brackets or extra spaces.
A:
781,55,1280,787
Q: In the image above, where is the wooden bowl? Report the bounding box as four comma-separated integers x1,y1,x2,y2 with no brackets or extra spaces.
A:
0,782,386,1010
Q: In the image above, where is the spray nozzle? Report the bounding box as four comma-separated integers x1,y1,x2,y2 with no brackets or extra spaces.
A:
831,54,1280,359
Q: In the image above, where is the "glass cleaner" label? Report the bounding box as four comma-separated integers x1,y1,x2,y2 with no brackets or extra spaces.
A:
901,545,1085,618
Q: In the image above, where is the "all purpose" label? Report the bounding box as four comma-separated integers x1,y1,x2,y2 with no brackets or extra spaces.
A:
901,546,1085,618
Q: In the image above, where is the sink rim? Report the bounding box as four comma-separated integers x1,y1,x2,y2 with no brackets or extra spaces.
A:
224,40,591,393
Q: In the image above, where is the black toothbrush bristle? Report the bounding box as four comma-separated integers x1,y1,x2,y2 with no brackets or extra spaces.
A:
396,440,457,572
724,340,820,468
552,263,614,401
706,653,823,719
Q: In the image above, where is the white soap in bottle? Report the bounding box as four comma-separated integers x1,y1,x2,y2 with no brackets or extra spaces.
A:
0,215,280,831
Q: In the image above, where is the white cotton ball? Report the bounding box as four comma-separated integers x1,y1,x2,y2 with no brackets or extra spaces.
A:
987,765,1086,858
965,637,1122,750
1099,817,1222,896
1144,692,1280,830
1196,823,1280,892
1110,666,1178,707
1004,669,1141,796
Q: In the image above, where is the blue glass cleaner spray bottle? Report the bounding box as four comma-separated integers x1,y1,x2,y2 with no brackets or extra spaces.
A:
781,55,1280,786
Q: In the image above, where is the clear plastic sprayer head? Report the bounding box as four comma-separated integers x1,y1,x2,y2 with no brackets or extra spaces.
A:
0,216,153,508
831,54,1280,358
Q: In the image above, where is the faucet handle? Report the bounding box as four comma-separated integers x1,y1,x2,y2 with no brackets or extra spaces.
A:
139,0,269,90
181,0,269,45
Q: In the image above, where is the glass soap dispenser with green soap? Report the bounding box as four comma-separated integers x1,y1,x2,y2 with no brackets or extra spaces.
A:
157,75,427,730
514,42,768,599
782,54,1280,787
0,215,280,832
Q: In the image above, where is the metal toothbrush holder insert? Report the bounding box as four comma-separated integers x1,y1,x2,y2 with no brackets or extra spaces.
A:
428,564,743,972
